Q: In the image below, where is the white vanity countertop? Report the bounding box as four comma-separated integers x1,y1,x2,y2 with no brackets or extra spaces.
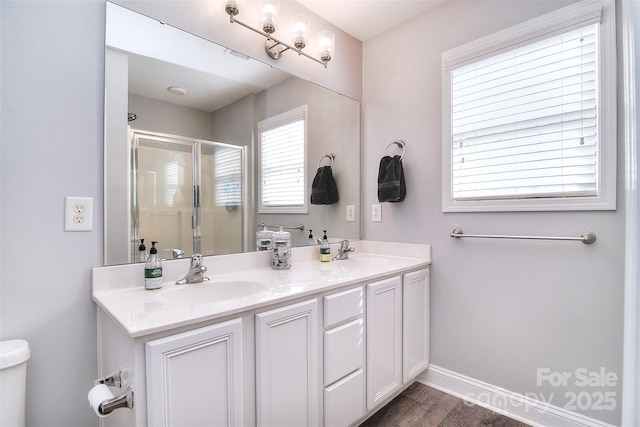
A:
93,241,430,337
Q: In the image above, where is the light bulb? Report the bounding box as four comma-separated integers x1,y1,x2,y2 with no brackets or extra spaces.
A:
260,0,279,34
317,30,335,62
292,15,310,50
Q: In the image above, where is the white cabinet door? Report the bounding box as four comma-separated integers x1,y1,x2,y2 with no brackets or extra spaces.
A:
256,299,319,427
366,276,402,410
145,318,243,427
403,268,430,383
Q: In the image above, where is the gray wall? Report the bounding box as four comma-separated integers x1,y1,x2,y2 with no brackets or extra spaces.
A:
128,93,214,141
362,1,624,424
1,1,105,425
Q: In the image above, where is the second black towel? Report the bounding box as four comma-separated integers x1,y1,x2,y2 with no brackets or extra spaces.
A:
378,155,406,202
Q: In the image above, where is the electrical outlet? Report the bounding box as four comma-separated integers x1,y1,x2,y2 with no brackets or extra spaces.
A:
372,204,382,222
65,196,93,231
346,205,355,222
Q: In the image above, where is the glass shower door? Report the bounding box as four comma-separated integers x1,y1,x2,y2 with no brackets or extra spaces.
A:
131,130,245,261
199,142,244,256
133,133,195,260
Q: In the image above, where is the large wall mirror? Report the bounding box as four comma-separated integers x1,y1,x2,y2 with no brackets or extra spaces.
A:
104,2,361,265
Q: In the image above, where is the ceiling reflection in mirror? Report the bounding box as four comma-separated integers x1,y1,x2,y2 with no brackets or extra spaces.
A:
104,2,361,266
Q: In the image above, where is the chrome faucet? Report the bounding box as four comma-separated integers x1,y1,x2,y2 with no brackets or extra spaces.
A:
176,254,209,285
332,240,355,261
167,248,185,259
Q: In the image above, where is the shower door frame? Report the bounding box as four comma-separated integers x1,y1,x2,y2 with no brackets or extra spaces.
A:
130,129,248,261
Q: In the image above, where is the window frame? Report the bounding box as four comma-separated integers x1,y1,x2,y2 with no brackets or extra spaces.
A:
258,105,308,214
441,0,616,212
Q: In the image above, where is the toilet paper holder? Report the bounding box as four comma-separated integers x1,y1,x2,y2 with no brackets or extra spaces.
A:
92,370,134,416
94,370,123,388
97,386,134,416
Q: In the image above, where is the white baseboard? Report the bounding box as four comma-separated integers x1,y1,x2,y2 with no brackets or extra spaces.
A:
420,365,615,427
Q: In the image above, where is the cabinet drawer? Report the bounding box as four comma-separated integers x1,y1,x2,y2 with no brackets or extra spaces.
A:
324,287,363,328
324,368,365,427
324,318,363,386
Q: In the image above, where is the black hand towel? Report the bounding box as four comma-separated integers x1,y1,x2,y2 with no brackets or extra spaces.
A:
378,155,406,202
311,165,339,205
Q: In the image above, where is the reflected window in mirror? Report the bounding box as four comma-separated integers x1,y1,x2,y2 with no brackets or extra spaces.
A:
215,147,243,211
258,105,308,213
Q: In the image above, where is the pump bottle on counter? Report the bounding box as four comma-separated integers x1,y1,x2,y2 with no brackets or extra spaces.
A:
145,241,163,290
320,230,330,262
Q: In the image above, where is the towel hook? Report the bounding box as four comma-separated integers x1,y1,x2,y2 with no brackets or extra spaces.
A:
318,153,335,168
385,140,405,160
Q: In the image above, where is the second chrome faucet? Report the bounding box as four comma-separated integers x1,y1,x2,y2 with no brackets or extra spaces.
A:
332,240,355,261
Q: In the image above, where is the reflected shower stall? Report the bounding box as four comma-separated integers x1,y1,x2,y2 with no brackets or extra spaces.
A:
131,130,246,261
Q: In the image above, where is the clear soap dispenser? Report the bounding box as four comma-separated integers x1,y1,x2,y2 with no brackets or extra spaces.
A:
145,241,163,290
135,238,148,263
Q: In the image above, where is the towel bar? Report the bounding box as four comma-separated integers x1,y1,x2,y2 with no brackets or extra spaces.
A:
258,223,305,231
450,228,596,244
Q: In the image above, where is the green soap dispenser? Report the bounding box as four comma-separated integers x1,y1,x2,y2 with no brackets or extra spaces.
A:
320,230,330,262
145,241,163,290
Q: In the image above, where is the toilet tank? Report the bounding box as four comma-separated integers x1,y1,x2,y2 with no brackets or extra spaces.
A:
0,339,30,427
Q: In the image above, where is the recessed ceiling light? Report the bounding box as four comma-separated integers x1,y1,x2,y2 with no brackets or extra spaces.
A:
167,86,187,95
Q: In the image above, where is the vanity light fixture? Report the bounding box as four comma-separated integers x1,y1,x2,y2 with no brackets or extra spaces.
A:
224,0,334,68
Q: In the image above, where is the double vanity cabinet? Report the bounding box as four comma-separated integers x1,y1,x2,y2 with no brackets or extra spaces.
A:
92,241,430,426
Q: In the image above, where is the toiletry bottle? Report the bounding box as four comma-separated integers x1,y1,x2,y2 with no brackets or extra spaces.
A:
145,241,163,290
320,230,330,262
256,225,273,251
135,238,148,263
307,229,315,246
272,227,291,269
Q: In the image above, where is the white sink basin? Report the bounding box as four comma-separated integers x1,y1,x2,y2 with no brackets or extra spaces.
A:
152,280,267,303
339,254,401,270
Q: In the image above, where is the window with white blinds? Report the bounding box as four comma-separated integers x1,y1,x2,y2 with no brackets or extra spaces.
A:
452,24,598,200
258,105,307,213
442,0,616,212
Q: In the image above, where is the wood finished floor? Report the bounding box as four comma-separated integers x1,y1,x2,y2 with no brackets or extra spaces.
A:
359,382,531,427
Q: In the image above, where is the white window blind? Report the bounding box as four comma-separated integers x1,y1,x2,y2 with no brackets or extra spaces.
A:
214,147,242,207
451,24,599,201
165,162,180,207
258,106,307,212
442,0,616,212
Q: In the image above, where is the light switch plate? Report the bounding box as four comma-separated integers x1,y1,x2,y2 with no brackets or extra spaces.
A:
65,196,93,231
372,204,382,222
